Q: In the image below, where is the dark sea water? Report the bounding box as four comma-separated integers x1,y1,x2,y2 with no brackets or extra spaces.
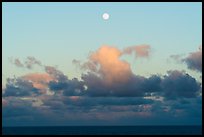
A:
2,126,202,135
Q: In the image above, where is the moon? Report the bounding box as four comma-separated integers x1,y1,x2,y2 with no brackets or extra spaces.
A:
102,13,110,20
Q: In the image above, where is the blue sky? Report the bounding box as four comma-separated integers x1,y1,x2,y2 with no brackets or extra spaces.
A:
2,2,202,126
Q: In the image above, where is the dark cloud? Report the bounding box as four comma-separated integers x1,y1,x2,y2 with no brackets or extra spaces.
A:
45,66,85,96
2,95,202,126
3,50,202,126
45,66,67,81
61,97,154,107
2,69,202,126
2,98,35,118
3,77,39,97
71,45,201,98
142,75,162,93
170,46,202,73
81,72,156,97
183,46,202,72
161,70,201,99
49,78,85,96
81,70,200,99
4,61,202,99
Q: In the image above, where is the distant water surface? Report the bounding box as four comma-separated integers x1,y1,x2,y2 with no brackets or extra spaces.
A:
2,126,202,135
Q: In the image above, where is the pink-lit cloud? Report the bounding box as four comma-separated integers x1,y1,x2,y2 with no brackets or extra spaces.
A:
21,73,55,94
122,45,151,58
88,46,132,85
74,45,151,86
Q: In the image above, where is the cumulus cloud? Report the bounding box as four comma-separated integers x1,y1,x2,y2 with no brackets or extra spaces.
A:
45,66,67,81
49,78,85,96
3,44,202,126
86,46,133,85
3,77,39,97
82,72,148,97
3,72,56,97
4,63,201,99
170,46,202,73
183,46,202,72
161,70,201,99
82,70,201,98
76,45,200,98
74,45,151,86
21,73,54,94
44,66,85,96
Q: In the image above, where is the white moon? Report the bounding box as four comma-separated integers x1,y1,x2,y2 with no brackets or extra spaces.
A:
102,13,110,20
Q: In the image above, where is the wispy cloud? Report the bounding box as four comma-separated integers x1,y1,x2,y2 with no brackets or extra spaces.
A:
122,45,151,58
10,56,42,69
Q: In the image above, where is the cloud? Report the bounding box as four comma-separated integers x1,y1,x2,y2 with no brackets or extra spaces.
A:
183,46,202,72
10,56,42,69
5,48,201,99
61,96,154,107
122,45,151,58
81,70,201,98
14,58,24,67
170,46,202,73
25,56,42,69
4,62,201,99
49,78,85,96
3,44,202,126
44,66,85,96
21,73,54,94
74,45,151,86
3,72,56,97
169,54,185,63
81,72,148,97
72,59,81,67
2,94,202,126
45,66,67,81
3,77,39,97
161,70,201,99
87,46,133,85
68,45,201,98
2,69,202,126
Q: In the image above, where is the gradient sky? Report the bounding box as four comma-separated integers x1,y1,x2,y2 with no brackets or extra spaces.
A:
2,2,202,126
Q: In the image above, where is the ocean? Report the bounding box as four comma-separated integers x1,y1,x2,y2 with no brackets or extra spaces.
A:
2,126,202,135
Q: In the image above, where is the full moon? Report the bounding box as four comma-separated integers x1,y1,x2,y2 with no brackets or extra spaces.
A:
102,13,110,20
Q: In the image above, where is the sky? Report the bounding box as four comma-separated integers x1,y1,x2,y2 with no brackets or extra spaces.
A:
2,2,202,126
